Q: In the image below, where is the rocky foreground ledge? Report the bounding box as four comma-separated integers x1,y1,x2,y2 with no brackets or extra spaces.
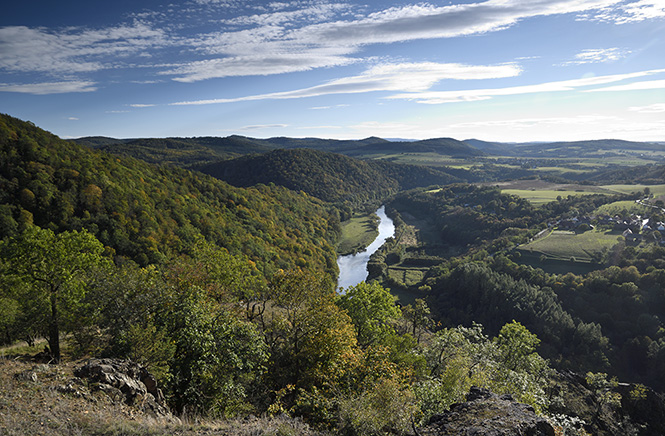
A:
417,387,555,436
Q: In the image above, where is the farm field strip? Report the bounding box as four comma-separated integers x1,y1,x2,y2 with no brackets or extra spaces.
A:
518,230,619,261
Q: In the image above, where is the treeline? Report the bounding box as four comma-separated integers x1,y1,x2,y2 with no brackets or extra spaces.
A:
388,184,538,247
74,135,275,167
0,114,339,276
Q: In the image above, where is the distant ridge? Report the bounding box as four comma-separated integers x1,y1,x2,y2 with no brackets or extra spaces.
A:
72,134,663,168
345,137,485,158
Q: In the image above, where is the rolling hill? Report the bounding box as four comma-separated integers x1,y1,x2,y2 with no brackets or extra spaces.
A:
0,113,339,275
194,148,462,203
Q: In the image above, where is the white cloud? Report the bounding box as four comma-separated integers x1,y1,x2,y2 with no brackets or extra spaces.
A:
585,0,665,23
310,104,350,110
448,114,619,129
4,0,660,88
288,0,620,45
164,52,356,82
585,78,665,92
171,61,521,104
0,81,97,94
629,103,665,112
0,22,168,76
164,0,623,82
68,117,79,120
220,3,350,27
128,103,157,107
387,69,665,103
238,123,288,130
561,47,630,65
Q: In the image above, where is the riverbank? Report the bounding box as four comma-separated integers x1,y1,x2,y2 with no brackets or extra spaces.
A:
337,206,395,290
336,212,380,256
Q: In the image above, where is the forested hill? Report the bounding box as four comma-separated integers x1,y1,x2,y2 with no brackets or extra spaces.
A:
0,114,339,275
588,163,665,184
72,134,484,167
194,148,462,203
73,136,276,167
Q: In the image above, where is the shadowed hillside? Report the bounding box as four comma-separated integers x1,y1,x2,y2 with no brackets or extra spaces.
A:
195,148,462,203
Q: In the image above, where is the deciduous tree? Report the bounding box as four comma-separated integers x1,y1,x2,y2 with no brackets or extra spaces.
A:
0,227,109,362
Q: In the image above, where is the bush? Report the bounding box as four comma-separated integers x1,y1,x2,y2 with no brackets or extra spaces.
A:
337,378,416,436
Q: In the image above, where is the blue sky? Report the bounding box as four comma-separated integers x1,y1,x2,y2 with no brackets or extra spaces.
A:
1,0,665,142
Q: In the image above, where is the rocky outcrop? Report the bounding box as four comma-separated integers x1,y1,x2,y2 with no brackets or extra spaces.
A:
73,358,173,420
418,387,555,436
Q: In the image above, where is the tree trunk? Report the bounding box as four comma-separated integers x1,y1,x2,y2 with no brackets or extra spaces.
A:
49,289,60,363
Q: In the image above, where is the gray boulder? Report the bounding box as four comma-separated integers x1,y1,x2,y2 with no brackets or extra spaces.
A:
74,358,172,419
418,387,555,436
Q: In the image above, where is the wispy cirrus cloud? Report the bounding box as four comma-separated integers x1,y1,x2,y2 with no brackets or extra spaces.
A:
0,22,168,76
0,80,97,94
238,123,288,130
166,0,623,82
386,69,665,103
581,0,665,23
560,47,630,65
629,103,665,113
584,78,665,92
448,114,619,129
170,61,522,105
220,3,351,27
0,0,655,91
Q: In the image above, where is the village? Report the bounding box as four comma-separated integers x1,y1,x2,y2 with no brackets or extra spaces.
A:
552,211,665,244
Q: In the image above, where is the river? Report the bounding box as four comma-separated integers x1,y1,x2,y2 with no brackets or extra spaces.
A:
336,205,395,291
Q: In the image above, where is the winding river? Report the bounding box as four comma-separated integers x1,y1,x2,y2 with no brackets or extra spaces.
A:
336,205,395,291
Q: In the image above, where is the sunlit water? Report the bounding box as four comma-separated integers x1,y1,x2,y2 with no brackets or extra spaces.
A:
336,205,395,291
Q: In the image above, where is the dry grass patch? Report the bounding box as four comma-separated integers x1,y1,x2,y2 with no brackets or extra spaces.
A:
0,358,327,436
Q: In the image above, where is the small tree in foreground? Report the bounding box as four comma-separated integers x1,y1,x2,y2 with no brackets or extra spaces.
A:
0,227,109,362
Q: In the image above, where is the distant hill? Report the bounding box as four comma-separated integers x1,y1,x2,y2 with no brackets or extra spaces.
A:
195,148,461,203
72,135,275,167
72,135,484,166
462,139,517,156
504,139,662,158
345,137,485,158
71,136,130,148
588,163,665,185
462,138,664,158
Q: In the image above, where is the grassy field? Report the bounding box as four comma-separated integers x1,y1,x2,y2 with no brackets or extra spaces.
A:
387,267,427,287
518,229,620,262
601,184,665,196
594,200,653,216
502,189,599,206
336,213,379,255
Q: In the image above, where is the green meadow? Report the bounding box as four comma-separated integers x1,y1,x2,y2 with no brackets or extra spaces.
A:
502,189,598,206
336,213,379,255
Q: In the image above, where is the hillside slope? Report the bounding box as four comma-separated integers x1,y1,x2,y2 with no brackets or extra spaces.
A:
0,114,338,274
195,148,461,203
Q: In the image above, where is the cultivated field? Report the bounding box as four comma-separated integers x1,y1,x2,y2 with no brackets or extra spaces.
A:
517,229,620,262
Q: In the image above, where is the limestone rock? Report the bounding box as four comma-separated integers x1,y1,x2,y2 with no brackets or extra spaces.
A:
418,387,555,436
74,358,173,420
